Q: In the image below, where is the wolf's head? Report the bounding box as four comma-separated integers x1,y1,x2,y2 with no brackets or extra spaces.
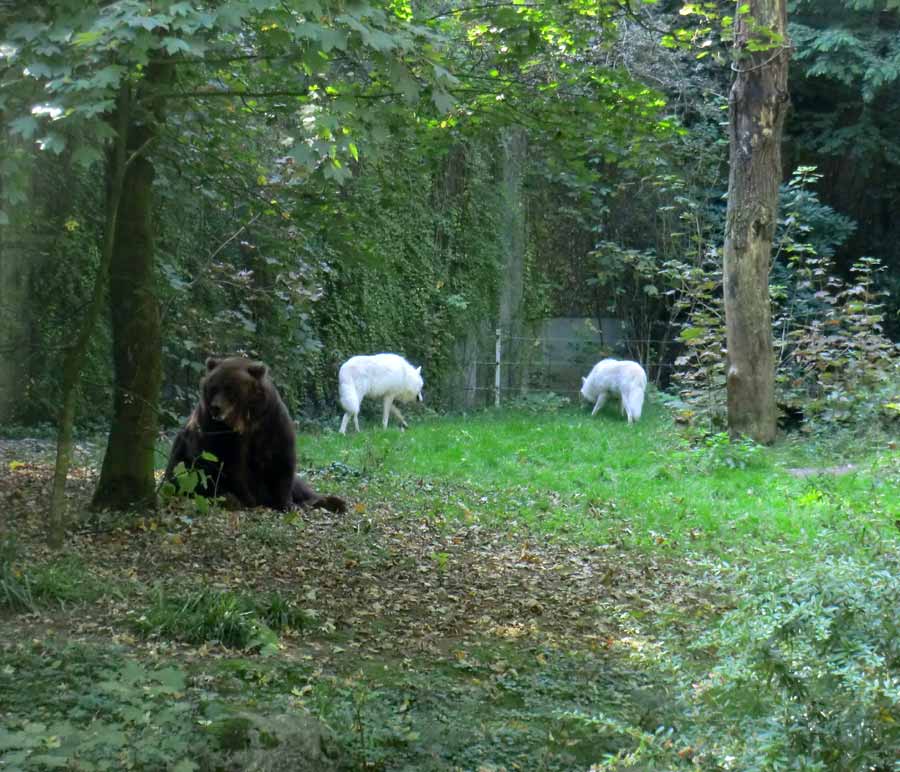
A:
411,365,424,402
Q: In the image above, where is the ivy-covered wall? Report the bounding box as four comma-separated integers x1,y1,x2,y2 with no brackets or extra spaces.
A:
296,136,507,416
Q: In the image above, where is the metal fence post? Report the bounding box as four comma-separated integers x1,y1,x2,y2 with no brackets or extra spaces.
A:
494,327,502,407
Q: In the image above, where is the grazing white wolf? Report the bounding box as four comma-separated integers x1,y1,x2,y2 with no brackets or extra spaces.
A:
339,353,424,434
580,358,648,424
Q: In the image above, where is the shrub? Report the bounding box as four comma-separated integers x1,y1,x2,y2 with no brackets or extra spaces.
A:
691,555,900,770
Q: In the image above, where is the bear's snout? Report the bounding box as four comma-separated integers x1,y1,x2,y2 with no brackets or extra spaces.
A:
209,393,235,423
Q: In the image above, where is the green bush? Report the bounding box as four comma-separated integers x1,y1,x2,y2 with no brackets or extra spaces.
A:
680,431,768,472
692,555,900,770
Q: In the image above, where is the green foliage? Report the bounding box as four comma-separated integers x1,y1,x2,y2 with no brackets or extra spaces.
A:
506,391,574,413
777,253,898,426
690,555,900,769
0,539,34,612
133,585,309,652
790,0,900,107
773,168,898,427
787,0,900,328
681,430,767,472
300,137,505,410
160,455,221,515
0,653,201,772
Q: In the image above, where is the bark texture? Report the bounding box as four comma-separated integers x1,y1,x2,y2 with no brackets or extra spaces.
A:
723,0,790,444
92,62,173,510
48,87,130,544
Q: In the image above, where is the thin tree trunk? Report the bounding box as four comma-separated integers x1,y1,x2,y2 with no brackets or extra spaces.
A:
722,0,789,444
47,86,131,548
92,61,173,511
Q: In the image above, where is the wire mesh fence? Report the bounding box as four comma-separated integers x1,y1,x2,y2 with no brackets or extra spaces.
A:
456,323,677,408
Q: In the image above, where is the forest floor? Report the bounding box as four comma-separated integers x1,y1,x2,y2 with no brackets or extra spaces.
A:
1,408,898,770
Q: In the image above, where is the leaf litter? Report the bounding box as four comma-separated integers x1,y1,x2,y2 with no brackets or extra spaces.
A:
1,438,728,666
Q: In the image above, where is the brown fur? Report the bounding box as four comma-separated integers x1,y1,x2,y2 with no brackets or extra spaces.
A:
165,357,346,513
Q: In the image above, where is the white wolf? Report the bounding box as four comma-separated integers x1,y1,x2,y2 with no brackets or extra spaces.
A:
338,353,424,434
580,358,648,424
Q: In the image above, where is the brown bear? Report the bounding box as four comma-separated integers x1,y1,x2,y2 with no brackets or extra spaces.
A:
165,357,346,513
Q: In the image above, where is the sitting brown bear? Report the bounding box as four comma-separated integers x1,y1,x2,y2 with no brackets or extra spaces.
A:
165,357,346,513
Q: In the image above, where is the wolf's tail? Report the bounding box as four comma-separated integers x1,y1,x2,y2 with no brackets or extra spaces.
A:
339,376,361,416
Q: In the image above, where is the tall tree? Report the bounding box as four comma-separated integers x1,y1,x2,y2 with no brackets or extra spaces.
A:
2,0,446,520
91,63,172,510
722,0,790,443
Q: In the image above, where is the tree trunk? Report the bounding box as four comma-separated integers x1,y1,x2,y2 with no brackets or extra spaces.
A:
722,0,789,444
0,124,31,424
92,62,173,511
47,87,131,546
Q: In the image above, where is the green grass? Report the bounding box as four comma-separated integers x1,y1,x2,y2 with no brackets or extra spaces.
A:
132,585,310,651
300,402,899,558
1,546,106,613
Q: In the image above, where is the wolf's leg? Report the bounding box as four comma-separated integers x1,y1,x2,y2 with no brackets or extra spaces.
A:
340,413,350,434
390,404,408,429
382,396,394,428
623,388,644,424
591,392,606,416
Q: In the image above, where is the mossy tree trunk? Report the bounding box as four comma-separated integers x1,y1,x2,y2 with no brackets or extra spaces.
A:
498,127,528,398
92,62,173,512
47,86,133,546
722,0,790,444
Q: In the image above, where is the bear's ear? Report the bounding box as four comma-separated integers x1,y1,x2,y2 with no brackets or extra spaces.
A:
206,357,222,372
247,362,267,379
415,366,421,374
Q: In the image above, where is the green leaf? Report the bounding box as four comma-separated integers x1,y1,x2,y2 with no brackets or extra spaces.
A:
92,65,127,89
680,326,706,341
156,667,187,692
323,161,352,183
7,22,48,42
9,116,39,139
288,143,316,169
73,29,104,47
348,141,359,161
432,87,455,114
162,36,193,55
178,470,199,495
37,133,66,154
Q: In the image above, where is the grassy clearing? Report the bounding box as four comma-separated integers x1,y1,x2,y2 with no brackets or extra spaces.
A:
301,400,899,560
2,404,898,769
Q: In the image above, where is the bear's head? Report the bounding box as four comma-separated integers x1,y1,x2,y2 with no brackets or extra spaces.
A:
201,357,270,433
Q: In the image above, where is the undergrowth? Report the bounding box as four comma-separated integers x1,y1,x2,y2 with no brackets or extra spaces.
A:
2,407,897,770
